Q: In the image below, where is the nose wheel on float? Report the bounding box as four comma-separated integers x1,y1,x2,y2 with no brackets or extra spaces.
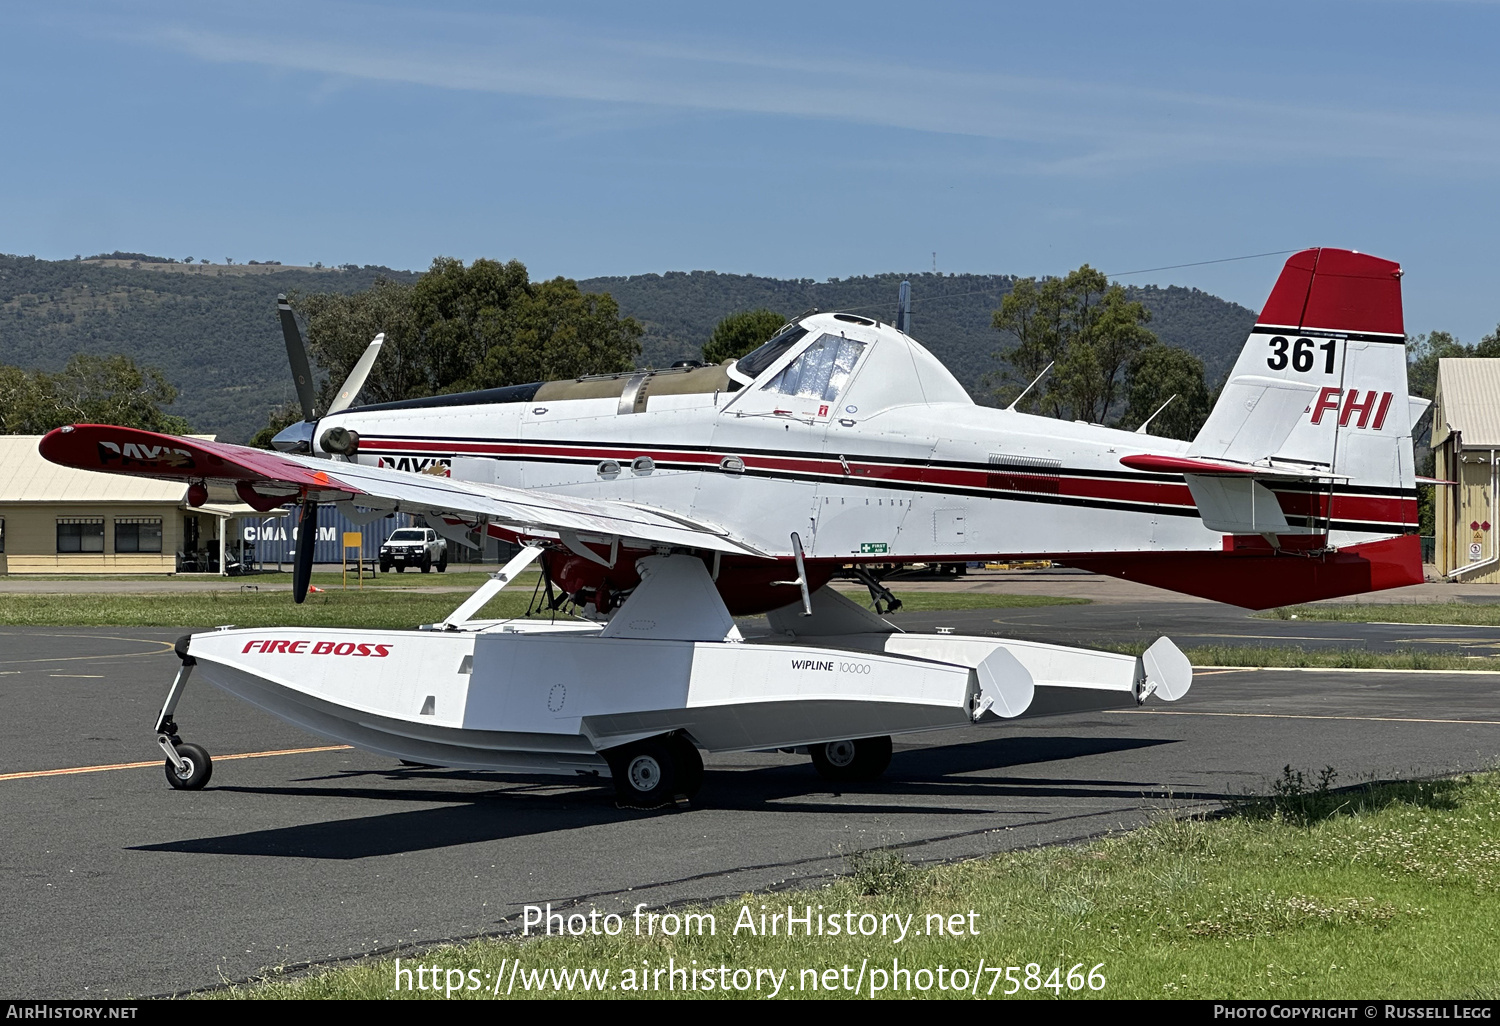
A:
161,733,213,790
155,638,213,791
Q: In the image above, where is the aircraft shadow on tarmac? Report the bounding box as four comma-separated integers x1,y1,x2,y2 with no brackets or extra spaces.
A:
129,735,1219,861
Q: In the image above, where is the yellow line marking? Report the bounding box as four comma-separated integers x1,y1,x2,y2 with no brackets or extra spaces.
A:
0,744,353,782
0,636,175,667
1112,710,1500,727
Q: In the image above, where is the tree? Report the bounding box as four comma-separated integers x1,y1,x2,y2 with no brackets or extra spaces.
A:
0,364,44,433
1119,345,1214,440
702,309,786,364
278,257,642,424
467,277,642,387
990,264,1156,423
988,276,1071,415
248,400,304,450
291,278,424,408
1058,285,1157,424
0,355,190,434
1406,330,1468,401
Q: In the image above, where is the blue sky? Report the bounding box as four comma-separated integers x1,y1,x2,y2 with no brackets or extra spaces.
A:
4,1,1499,339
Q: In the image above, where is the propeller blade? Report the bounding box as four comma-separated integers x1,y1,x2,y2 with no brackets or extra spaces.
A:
292,499,318,604
278,294,318,423
326,333,385,415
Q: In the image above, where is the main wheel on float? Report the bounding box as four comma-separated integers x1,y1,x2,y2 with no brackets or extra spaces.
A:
605,735,702,807
810,736,892,783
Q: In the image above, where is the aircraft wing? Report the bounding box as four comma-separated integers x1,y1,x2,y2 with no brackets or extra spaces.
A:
37,424,769,558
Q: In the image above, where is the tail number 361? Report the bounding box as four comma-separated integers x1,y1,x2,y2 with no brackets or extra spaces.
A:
1268,336,1336,374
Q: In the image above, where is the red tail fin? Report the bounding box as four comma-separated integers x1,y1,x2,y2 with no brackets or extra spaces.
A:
1257,247,1404,338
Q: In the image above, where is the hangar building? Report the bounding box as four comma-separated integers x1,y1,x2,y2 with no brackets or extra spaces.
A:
0,435,278,575
1432,359,1500,584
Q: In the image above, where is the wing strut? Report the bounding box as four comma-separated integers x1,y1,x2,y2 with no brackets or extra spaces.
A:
771,532,813,616
437,544,546,629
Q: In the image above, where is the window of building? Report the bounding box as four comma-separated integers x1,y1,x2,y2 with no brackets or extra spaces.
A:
0,517,5,553
57,518,105,553
114,517,164,553
763,333,867,402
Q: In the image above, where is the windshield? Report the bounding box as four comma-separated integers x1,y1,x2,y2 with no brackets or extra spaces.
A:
389,530,425,541
763,333,866,402
734,326,807,381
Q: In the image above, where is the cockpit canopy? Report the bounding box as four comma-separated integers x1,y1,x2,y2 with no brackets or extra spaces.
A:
728,313,972,414
343,311,972,420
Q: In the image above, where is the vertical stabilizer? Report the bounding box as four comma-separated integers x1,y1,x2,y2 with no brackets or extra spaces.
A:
1188,248,1417,540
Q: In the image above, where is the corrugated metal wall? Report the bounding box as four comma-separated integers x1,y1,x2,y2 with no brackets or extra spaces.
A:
241,505,413,566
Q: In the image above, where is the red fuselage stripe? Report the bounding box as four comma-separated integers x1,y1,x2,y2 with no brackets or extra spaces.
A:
361,437,1414,525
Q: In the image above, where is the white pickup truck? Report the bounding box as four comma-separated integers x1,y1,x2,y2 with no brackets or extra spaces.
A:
378,527,448,573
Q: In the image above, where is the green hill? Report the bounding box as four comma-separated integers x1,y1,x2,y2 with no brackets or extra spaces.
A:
0,256,1258,441
580,270,1257,400
0,256,418,442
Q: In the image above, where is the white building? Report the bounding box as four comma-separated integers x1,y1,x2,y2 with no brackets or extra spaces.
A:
1432,359,1500,583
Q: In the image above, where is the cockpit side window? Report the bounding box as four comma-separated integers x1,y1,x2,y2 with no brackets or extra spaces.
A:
763,333,866,402
733,326,807,381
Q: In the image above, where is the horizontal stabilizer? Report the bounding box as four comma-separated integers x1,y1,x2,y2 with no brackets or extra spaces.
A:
1121,453,1348,535
1119,453,1345,481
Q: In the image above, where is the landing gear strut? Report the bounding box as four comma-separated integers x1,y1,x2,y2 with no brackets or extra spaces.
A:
156,637,213,790
851,568,902,615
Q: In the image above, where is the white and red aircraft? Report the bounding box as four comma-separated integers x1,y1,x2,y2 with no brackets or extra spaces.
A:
39,247,1421,805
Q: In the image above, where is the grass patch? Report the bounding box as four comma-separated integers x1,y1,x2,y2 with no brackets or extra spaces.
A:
217,771,1500,1000
1102,641,1500,672
0,586,1084,628
1259,602,1500,626
0,588,547,629
308,570,533,590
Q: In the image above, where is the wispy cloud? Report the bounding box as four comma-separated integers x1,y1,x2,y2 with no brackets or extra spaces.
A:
86,2,1500,174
